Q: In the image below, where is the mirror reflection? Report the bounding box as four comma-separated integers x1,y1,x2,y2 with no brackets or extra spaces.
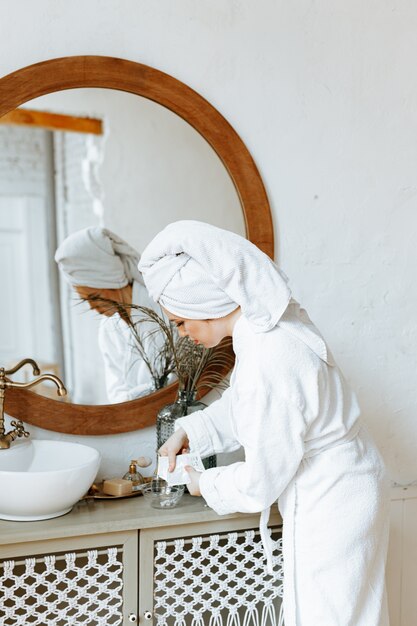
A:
0,88,245,404
55,226,173,404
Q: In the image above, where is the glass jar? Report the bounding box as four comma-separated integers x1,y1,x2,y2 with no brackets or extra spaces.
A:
156,389,216,470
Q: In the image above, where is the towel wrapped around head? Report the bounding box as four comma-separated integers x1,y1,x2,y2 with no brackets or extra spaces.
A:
138,220,291,332
55,227,143,289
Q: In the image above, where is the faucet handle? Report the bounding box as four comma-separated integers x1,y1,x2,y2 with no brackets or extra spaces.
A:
10,420,30,439
4,359,41,377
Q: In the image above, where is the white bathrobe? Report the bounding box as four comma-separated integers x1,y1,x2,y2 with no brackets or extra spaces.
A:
176,301,390,626
98,280,165,403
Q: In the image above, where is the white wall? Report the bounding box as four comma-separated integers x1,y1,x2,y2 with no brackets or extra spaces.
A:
1,1,416,485
27,88,245,252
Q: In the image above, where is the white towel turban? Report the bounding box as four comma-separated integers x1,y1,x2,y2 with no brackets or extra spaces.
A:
138,220,291,333
55,227,143,289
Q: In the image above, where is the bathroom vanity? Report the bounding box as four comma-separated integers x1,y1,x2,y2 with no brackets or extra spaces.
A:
0,494,283,626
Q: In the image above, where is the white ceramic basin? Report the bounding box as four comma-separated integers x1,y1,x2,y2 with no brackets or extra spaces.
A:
0,439,100,521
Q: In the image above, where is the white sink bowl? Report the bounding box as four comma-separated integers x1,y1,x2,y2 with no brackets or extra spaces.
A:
0,439,100,521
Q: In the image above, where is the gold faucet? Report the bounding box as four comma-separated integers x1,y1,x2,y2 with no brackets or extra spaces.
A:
0,359,67,450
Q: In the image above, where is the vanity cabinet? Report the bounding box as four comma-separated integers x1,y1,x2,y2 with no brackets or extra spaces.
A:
0,496,283,626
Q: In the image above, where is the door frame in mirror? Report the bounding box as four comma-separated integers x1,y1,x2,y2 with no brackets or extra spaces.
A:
0,55,274,435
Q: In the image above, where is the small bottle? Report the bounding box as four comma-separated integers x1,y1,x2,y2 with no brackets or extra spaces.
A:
123,460,145,491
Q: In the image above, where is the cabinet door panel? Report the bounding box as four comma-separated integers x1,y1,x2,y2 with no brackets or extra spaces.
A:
0,531,138,626
139,517,284,626
387,499,403,626
402,498,417,626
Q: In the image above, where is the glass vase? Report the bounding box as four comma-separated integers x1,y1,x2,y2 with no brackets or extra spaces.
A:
156,389,216,470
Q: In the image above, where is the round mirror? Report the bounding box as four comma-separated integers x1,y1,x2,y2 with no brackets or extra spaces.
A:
0,56,273,434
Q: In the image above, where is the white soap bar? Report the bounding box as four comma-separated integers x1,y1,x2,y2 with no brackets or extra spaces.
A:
157,453,205,486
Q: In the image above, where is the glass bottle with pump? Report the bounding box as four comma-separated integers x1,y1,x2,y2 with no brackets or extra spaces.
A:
123,460,145,491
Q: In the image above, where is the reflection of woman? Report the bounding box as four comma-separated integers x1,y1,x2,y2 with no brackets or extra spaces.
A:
55,227,162,403
139,220,390,626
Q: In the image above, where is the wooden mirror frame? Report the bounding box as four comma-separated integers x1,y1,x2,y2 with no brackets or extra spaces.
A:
0,55,274,435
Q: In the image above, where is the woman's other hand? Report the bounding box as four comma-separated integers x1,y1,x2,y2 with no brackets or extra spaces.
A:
185,466,202,496
158,427,189,472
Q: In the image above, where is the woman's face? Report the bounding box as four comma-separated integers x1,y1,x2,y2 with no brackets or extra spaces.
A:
74,285,132,318
163,309,226,348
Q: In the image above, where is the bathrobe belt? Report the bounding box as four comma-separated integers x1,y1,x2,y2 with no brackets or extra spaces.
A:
259,422,362,576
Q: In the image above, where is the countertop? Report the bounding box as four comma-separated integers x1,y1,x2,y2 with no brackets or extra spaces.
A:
0,494,282,547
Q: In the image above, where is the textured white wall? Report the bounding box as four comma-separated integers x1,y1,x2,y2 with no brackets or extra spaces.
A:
0,126,48,195
1,1,416,484
27,88,245,251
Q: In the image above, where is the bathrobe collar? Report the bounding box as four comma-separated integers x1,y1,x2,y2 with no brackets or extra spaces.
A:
233,300,335,366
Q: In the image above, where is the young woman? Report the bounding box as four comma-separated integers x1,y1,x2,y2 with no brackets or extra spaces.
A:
139,220,390,626
55,227,163,402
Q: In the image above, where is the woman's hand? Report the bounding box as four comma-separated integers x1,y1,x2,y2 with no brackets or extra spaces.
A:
185,466,202,496
158,427,189,472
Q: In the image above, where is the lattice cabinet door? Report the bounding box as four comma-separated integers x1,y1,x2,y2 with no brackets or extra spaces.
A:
0,530,138,626
139,515,284,626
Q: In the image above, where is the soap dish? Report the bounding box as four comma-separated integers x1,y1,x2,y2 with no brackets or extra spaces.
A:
83,481,148,500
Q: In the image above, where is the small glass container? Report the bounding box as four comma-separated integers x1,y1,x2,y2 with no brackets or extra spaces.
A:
123,460,145,491
143,477,185,509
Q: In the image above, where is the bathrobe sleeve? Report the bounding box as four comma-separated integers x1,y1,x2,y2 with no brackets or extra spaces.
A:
175,387,242,458
197,337,311,515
